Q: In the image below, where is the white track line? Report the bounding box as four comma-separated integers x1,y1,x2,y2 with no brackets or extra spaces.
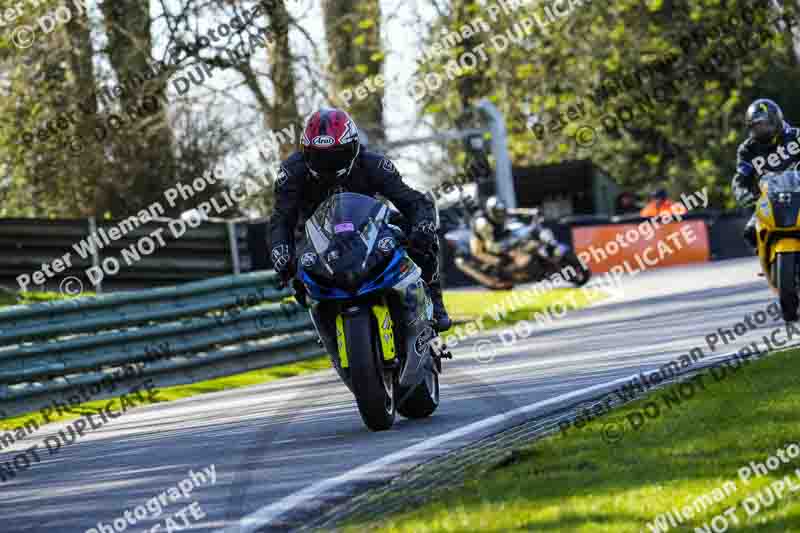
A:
218,369,662,532
219,342,794,532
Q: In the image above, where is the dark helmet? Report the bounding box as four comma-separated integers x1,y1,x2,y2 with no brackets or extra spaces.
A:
301,108,361,182
745,99,784,144
485,196,507,225
651,188,668,202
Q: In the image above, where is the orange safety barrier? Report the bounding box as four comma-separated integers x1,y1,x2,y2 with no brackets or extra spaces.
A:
571,220,711,275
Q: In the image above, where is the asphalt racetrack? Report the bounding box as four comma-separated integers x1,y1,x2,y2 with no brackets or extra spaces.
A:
0,257,782,533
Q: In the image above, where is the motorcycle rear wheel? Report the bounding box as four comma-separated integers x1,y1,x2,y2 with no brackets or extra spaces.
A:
773,252,799,322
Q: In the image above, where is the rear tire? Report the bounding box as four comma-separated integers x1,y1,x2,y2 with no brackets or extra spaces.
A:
346,313,396,431
397,363,439,419
774,252,799,322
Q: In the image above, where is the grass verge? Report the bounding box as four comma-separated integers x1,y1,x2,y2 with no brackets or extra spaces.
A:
442,286,605,332
343,347,800,532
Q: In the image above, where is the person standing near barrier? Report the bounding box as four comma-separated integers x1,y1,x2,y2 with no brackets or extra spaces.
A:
732,99,800,252
640,188,688,218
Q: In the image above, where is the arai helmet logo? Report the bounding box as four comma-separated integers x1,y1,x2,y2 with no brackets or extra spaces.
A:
312,135,335,147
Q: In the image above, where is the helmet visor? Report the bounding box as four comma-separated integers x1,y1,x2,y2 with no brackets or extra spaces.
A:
750,119,776,141
305,146,355,178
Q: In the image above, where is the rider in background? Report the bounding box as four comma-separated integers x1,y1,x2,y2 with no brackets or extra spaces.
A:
470,196,568,272
269,108,452,331
731,98,800,251
470,197,511,271
640,188,687,217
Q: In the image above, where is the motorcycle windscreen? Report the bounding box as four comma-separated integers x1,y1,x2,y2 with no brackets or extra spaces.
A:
763,171,800,228
305,192,390,279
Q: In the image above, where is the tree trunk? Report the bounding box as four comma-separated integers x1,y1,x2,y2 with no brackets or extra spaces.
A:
323,0,385,146
100,1,177,215
264,0,301,159
65,11,104,216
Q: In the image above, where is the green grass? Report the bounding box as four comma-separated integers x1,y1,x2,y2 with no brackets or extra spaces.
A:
0,286,599,434
0,289,91,307
346,347,800,533
443,286,604,332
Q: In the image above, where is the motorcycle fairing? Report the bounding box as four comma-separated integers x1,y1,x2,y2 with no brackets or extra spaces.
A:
393,277,436,388
333,301,395,369
755,171,800,278
300,192,436,391
372,303,396,361
300,248,407,300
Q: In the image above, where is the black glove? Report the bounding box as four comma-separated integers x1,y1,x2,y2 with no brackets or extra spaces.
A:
409,220,437,253
732,176,758,208
271,244,295,287
738,189,757,208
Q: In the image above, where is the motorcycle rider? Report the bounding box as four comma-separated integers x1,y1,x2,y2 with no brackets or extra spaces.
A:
732,98,800,251
470,196,567,274
269,108,452,331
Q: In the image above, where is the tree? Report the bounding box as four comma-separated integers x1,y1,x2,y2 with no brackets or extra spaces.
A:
323,0,385,144
414,0,800,208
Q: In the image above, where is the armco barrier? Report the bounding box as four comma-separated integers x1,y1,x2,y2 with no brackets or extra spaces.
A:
707,211,752,260
0,271,324,418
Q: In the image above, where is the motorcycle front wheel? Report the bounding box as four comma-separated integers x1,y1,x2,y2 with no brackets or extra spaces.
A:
773,252,799,322
344,311,396,431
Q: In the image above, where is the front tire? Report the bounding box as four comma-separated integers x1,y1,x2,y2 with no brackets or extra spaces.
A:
774,252,799,322
345,312,396,431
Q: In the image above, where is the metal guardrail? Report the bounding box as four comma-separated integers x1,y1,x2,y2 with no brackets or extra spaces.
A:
0,271,324,418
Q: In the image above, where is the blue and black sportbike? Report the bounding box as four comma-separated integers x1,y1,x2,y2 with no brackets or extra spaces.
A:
296,192,450,431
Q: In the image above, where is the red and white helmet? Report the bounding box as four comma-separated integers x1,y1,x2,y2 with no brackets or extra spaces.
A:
301,108,360,182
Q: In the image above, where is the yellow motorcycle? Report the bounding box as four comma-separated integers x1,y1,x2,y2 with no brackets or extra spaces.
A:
755,167,800,321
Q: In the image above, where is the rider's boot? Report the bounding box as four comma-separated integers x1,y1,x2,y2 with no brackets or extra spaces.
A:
428,279,452,332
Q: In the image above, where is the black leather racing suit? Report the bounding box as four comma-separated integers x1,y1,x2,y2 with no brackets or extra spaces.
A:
732,122,800,248
269,148,449,328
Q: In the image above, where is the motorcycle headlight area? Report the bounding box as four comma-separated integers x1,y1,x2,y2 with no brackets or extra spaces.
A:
768,192,800,228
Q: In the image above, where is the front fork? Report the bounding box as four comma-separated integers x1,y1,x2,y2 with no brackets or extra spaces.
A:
309,298,398,388
310,285,450,393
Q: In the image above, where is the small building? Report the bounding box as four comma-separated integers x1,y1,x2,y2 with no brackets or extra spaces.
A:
512,159,621,217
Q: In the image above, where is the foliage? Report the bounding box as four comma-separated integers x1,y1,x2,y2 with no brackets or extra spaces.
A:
416,0,800,208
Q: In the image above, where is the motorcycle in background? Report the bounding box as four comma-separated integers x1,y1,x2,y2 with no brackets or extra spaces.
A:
445,207,591,290
296,192,451,431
